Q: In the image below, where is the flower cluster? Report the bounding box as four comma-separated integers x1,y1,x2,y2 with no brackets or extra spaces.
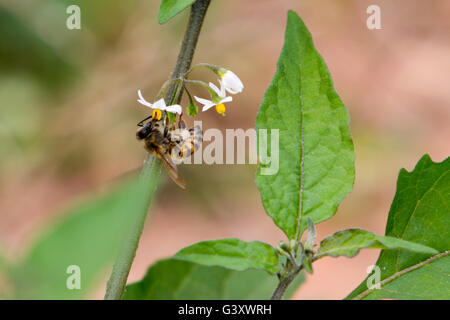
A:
137,65,243,120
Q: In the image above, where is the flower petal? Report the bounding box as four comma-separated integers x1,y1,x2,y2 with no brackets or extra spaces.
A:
225,87,239,95
194,96,213,106
137,99,152,108
137,89,146,102
165,104,182,114
220,96,233,104
217,80,227,96
137,90,153,107
152,98,166,109
222,70,244,94
208,82,223,97
202,103,215,112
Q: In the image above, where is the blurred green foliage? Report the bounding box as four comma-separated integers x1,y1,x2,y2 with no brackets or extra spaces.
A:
124,258,304,300
0,7,75,90
3,171,158,299
0,1,143,180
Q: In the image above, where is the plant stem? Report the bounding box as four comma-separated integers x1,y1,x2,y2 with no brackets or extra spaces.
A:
104,0,211,300
104,156,161,300
166,0,211,104
270,266,303,300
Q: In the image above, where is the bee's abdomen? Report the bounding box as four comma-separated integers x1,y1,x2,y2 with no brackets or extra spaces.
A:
174,125,202,158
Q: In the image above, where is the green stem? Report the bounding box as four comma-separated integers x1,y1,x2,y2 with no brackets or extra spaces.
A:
104,0,211,300
183,79,216,95
166,0,211,105
270,265,303,300
184,63,221,77
104,156,161,300
156,78,182,100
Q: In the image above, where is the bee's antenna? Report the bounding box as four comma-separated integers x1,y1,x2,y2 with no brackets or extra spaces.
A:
137,115,152,127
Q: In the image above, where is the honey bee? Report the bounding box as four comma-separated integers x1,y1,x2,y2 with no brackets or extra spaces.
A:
136,114,202,189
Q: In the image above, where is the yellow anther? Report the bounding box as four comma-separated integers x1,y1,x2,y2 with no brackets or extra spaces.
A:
152,108,162,120
215,103,226,116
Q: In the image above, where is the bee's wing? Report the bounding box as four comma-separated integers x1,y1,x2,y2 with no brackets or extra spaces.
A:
159,153,186,189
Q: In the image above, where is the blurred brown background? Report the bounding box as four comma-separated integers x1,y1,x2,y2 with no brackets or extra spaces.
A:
0,0,449,299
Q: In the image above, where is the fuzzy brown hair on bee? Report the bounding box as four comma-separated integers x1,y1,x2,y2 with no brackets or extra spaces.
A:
136,115,202,189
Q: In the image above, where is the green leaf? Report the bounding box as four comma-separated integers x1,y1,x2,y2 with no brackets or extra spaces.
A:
11,160,161,299
174,238,280,274
303,256,313,274
123,259,304,300
347,155,450,300
158,0,196,24
256,11,354,240
316,229,437,259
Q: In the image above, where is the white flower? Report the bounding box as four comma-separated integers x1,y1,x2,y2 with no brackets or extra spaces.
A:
219,69,243,94
194,82,232,116
137,90,182,120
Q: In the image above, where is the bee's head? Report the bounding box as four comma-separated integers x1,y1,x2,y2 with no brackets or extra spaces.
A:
136,121,153,140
